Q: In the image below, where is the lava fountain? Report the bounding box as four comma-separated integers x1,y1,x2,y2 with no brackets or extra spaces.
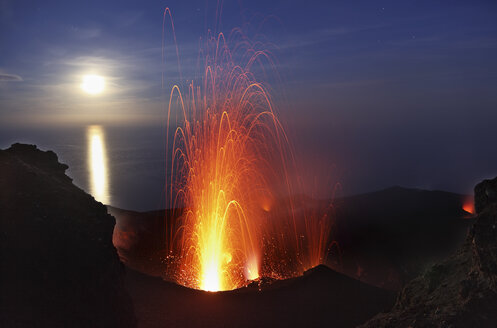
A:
163,8,333,291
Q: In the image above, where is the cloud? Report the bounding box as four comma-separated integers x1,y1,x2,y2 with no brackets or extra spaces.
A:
69,26,101,39
0,73,23,81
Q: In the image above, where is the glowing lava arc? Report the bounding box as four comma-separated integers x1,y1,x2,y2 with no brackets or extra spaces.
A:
163,9,333,292
166,79,274,291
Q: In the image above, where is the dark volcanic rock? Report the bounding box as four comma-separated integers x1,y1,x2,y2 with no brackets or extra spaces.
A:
360,177,497,328
0,144,136,327
333,187,473,290
475,176,497,215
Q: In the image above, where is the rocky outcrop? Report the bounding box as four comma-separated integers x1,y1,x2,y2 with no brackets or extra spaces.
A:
0,144,136,327
475,177,497,215
360,177,497,327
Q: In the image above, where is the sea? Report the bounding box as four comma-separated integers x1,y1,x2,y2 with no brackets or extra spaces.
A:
2,120,493,212
0,124,167,211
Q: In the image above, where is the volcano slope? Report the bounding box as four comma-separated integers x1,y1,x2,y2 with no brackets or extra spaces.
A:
0,144,136,327
332,186,474,289
361,177,497,327
125,264,395,328
111,187,474,291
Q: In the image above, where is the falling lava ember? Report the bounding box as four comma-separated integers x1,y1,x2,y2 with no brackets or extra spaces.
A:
162,8,333,291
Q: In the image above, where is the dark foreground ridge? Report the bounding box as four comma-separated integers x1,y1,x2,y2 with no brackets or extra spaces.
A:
0,144,136,327
361,177,497,327
125,264,395,328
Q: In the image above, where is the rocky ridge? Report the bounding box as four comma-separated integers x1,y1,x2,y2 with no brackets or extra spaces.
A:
361,177,497,327
0,143,136,328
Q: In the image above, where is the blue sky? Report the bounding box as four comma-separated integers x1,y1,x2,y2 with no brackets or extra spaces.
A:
1,0,496,194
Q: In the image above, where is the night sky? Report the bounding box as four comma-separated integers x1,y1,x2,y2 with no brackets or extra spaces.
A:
1,0,496,196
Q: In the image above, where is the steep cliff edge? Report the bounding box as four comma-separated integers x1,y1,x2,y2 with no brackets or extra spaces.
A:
0,143,136,327
361,177,497,327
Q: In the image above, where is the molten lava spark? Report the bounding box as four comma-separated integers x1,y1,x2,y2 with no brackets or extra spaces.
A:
163,9,333,291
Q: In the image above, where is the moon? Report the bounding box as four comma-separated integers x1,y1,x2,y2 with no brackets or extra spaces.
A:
81,74,105,95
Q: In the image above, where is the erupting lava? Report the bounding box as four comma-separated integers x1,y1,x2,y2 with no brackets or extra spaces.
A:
163,8,333,291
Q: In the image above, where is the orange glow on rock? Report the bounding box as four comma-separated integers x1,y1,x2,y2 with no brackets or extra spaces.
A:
463,198,475,215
